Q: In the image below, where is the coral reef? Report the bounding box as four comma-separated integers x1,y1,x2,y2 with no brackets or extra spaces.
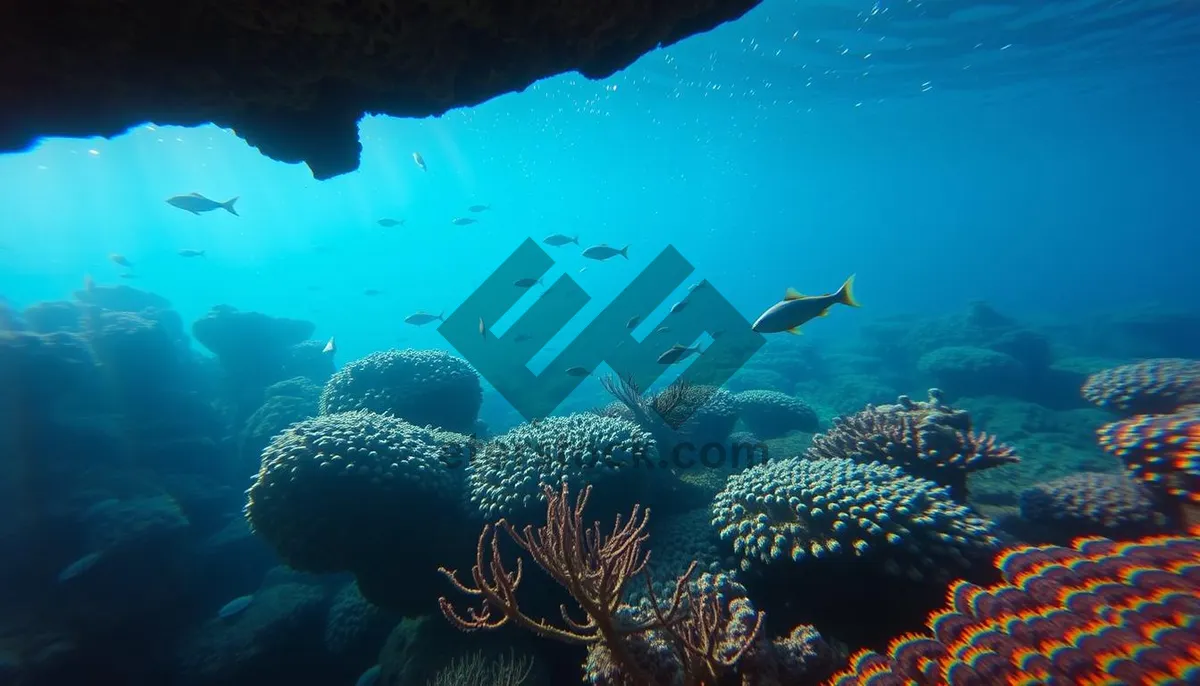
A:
1081,357,1200,415
829,527,1200,685
1017,472,1169,542
731,390,819,438
917,345,1027,398
805,390,1019,500
711,457,1001,580
319,349,482,434
466,413,662,524
323,582,393,667
1097,407,1200,508
244,410,474,612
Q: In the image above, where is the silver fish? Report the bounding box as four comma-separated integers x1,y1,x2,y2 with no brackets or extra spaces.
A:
166,193,239,216
404,311,444,326
413,152,427,171
177,249,205,257
514,277,543,288
657,343,704,365
566,366,591,377
543,234,579,247
363,289,383,297
581,244,629,261
670,300,688,314
751,275,859,335
109,253,132,267
377,218,405,227
626,315,641,329
322,337,336,354
468,204,491,212
452,217,478,226
479,317,486,339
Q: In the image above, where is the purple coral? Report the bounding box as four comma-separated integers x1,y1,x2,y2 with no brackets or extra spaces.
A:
1018,472,1168,541
805,389,1018,501
1081,358,1200,415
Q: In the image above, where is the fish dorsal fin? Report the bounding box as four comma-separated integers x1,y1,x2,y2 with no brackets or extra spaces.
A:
784,287,805,301
189,192,204,197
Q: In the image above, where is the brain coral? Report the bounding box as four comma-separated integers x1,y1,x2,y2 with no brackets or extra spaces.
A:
805,389,1018,501
732,390,819,438
467,413,659,522
829,527,1200,685
1082,358,1200,415
319,349,481,433
245,410,469,573
711,456,1002,581
1018,471,1167,541
1097,406,1200,506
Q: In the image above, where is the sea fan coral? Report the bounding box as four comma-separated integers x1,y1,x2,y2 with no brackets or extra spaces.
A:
805,389,1018,501
1082,358,1200,415
1018,471,1167,541
828,527,1200,685
1097,407,1200,506
318,348,482,433
711,456,1001,581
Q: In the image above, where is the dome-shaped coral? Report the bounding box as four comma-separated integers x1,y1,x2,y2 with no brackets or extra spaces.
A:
805,390,1018,501
319,349,481,434
732,390,819,438
245,410,469,574
467,413,660,523
829,527,1200,685
1082,358,1200,415
1018,471,1168,541
712,456,1001,581
1097,406,1200,507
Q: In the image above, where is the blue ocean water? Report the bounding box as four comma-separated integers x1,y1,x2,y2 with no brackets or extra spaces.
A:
2,0,1199,684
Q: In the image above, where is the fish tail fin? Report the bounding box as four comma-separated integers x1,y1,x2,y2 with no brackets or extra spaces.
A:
438,311,445,321
222,197,240,216
620,245,630,259
199,250,206,257
572,235,579,245
836,274,860,307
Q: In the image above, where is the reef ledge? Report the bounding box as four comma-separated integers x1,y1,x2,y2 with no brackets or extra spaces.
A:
0,0,760,179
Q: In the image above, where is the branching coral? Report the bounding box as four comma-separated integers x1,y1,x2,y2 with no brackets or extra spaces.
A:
438,483,766,686
829,526,1200,685
805,389,1018,501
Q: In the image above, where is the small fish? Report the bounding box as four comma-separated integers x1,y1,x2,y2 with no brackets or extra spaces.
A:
363,289,383,297
405,311,444,326
451,217,478,226
654,326,670,334
377,218,405,227
166,193,239,216
109,253,132,267
711,329,726,339
322,337,336,354
626,315,641,330
468,204,491,213
751,275,860,335
177,249,206,257
119,272,138,279
582,244,629,261
513,333,533,343
57,552,102,582
479,317,486,339
543,233,579,247
658,343,704,365
688,281,708,292
670,300,688,314
514,277,543,288
413,152,427,172
218,595,253,619
566,366,591,377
